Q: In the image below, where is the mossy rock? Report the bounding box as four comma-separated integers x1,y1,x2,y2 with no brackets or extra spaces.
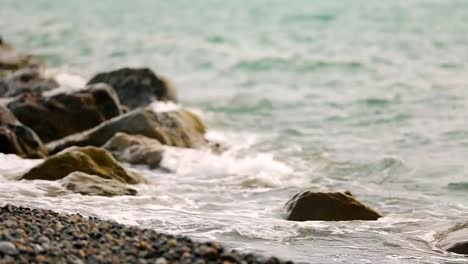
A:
21,146,145,184
61,171,137,197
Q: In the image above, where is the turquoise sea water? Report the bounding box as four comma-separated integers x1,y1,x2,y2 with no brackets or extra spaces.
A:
1,0,468,263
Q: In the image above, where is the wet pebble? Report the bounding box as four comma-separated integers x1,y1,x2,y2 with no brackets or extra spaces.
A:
0,204,292,263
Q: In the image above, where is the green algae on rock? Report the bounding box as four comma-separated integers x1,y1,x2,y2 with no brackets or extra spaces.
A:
21,146,144,184
61,171,138,197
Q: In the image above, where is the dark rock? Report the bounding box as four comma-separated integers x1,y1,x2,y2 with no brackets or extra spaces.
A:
437,223,468,254
0,68,59,97
102,132,164,168
285,191,382,221
47,106,207,154
0,104,47,158
87,67,177,110
61,172,138,197
21,146,145,184
8,83,123,142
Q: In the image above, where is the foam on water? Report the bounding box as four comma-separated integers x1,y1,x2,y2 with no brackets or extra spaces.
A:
2,0,468,262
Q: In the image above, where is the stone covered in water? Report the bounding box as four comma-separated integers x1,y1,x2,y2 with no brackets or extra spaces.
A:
8,83,123,142
87,67,177,110
21,146,144,184
285,191,382,221
437,223,468,255
102,132,164,168
61,171,137,197
0,68,59,97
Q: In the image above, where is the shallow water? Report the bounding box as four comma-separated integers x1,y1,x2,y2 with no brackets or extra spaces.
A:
1,0,468,263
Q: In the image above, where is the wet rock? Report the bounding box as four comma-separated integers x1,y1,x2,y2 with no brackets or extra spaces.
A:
0,241,18,255
87,67,177,110
8,83,122,142
47,105,207,154
61,172,137,197
102,132,164,168
21,146,144,184
0,68,59,97
0,41,44,76
285,191,382,221
0,104,48,158
437,223,468,254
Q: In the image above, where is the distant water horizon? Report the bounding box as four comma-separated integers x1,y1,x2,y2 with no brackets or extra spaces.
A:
1,0,468,263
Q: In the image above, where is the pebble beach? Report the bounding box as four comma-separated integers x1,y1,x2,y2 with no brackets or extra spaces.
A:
0,204,293,264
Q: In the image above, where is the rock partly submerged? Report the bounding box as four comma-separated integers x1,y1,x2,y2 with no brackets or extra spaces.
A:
0,41,44,77
103,132,164,169
87,67,177,110
47,104,207,154
0,105,47,158
21,146,144,184
437,222,468,255
285,191,382,221
0,68,59,97
8,83,123,142
61,171,138,197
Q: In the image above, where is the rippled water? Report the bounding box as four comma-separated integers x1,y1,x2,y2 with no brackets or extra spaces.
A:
1,0,468,263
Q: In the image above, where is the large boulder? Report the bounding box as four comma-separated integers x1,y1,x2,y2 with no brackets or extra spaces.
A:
21,146,144,184
0,105,47,158
47,105,207,154
87,67,177,110
102,132,164,168
0,41,44,76
0,68,59,97
285,191,382,221
61,171,138,197
7,83,123,142
437,223,468,254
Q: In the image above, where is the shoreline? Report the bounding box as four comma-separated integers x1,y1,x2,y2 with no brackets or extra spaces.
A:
0,204,294,264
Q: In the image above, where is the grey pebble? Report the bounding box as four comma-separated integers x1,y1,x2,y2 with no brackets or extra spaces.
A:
155,257,167,264
0,241,18,255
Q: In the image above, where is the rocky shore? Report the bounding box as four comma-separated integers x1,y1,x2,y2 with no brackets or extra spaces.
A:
0,205,293,264
1,36,467,261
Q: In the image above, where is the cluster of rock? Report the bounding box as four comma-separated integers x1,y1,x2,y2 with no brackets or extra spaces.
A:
0,39,208,199
1,39,466,257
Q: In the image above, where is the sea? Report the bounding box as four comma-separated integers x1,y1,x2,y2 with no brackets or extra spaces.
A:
1,0,468,263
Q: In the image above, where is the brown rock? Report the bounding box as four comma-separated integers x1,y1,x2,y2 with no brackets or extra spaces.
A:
0,105,47,158
285,191,382,221
0,68,58,97
61,171,138,197
0,41,44,75
102,133,164,168
21,146,144,184
8,83,122,142
47,106,207,154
